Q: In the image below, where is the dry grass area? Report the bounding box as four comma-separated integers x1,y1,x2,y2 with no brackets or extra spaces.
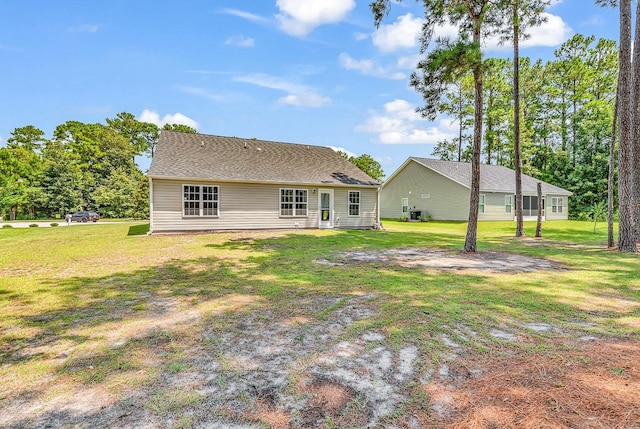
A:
1,223,639,428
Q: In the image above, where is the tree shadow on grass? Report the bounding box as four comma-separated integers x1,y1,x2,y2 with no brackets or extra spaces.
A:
2,229,639,428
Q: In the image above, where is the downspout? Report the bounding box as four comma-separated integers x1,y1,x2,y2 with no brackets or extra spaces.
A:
377,185,381,228
148,176,154,234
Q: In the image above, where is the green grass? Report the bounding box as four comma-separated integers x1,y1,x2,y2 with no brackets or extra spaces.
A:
1,219,638,422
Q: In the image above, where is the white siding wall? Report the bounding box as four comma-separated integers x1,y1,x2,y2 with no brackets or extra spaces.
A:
380,161,470,221
545,194,569,220
333,188,378,229
480,192,514,221
151,179,377,232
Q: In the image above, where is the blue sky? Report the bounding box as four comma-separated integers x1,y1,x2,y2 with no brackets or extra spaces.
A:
0,0,619,176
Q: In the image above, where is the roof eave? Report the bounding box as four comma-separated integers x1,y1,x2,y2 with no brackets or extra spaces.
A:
148,174,380,188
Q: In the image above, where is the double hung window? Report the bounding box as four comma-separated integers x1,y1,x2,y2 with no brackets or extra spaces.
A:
348,191,360,216
183,185,219,217
280,189,308,216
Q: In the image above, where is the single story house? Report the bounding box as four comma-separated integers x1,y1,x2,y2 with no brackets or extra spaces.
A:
148,131,380,233
380,157,572,221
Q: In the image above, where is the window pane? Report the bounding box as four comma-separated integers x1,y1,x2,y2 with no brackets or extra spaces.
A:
349,191,360,216
281,189,296,216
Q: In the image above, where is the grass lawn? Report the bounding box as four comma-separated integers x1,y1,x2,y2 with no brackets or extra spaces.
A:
0,220,638,428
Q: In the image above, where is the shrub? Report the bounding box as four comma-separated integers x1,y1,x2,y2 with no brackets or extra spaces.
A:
29,224,39,228
2,224,13,229
421,211,432,222
50,223,59,227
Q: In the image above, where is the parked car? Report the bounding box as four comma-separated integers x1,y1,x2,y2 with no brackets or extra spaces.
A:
70,211,100,222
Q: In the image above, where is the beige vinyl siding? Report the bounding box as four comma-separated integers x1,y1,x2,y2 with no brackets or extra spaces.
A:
333,188,378,229
480,192,515,221
545,194,569,220
380,161,470,221
151,179,377,232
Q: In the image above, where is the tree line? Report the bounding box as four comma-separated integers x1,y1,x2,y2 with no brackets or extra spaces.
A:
431,34,617,220
0,113,385,221
0,113,195,220
372,0,638,252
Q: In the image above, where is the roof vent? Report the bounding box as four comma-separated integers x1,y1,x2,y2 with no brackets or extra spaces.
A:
201,141,205,147
257,147,262,151
244,142,248,148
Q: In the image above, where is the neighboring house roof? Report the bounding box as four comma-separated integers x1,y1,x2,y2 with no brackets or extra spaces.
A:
386,157,572,196
148,131,379,187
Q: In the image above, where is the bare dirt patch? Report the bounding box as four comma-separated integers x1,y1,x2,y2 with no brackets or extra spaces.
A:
322,248,563,272
2,290,639,428
3,246,638,429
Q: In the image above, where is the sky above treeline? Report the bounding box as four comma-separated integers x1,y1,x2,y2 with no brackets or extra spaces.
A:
0,0,620,175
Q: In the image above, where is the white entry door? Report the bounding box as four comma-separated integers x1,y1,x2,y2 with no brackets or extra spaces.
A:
318,189,334,229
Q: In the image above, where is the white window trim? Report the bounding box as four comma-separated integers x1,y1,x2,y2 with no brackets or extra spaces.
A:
551,197,563,214
479,194,486,214
280,188,308,217
402,197,409,215
348,190,361,217
182,184,219,217
505,195,512,213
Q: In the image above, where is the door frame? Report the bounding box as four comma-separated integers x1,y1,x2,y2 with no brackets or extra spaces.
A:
318,189,334,229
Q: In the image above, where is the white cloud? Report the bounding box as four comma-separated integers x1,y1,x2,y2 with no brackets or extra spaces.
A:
355,99,455,145
234,73,330,108
329,146,357,158
177,86,227,102
224,34,255,48
138,110,198,129
521,13,572,47
372,13,423,53
354,32,369,41
275,0,355,36
277,93,331,108
218,8,269,24
432,22,461,41
484,12,571,51
68,24,99,33
396,53,422,70
338,53,405,80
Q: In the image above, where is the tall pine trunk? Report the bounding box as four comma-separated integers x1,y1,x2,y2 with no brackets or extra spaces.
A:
513,0,524,237
464,21,484,253
632,0,640,243
608,90,618,249
617,0,637,252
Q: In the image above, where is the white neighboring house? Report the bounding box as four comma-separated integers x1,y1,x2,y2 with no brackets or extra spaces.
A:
147,131,380,233
380,157,572,221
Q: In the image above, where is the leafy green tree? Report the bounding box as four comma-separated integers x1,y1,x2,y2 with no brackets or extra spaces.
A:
7,125,47,152
162,123,197,134
438,73,474,162
35,141,84,216
337,151,385,182
482,58,512,166
372,0,498,252
0,144,42,219
495,0,549,237
350,154,385,182
106,112,159,158
94,167,149,218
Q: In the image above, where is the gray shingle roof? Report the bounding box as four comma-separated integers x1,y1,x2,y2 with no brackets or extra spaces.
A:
148,131,379,187
409,157,572,195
